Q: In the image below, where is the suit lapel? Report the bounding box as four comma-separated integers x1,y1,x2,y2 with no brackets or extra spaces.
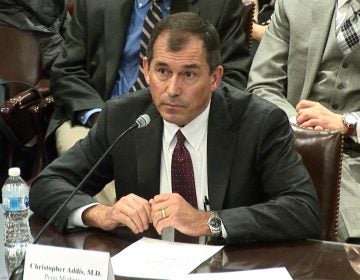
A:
301,0,336,99
207,90,237,210
135,104,163,199
133,89,238,208
104,0,133,95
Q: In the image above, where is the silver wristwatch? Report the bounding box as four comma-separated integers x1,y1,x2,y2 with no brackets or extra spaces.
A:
207,211,222,237
342,113,357,135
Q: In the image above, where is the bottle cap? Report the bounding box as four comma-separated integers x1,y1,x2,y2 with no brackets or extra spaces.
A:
8,167,21,177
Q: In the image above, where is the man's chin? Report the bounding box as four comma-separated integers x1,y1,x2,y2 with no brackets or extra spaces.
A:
161,114,185,127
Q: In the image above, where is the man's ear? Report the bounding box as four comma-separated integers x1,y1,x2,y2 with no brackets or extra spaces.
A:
143,57,150,84
210,65,224,92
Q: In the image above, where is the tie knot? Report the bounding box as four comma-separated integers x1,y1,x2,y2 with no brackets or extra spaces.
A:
175,130,186,145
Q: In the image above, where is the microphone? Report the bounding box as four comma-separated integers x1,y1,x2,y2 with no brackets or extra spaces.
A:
9,113,151,280
134,114,151,129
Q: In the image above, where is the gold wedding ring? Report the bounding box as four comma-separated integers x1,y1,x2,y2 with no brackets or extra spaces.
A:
161,209,167,219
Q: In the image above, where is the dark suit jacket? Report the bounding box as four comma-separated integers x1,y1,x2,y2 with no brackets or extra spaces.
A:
31,82,321,244
47,0,251,153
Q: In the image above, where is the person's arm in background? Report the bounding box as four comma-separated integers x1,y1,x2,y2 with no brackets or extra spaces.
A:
50,0,105,126
246,0,296,117
252,23,268,42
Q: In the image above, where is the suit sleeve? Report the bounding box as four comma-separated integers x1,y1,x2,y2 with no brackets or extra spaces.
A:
29,104,113,232
246,0,297,117
221,106,321,244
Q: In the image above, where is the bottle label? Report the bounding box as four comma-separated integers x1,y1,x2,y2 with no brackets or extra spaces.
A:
2,195,29,211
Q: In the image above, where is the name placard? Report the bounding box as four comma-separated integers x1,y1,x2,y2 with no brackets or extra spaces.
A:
24,244,114,280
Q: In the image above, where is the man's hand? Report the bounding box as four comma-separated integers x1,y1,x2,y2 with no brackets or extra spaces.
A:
150,193,211,236
82,193,152,234
296,100,346,132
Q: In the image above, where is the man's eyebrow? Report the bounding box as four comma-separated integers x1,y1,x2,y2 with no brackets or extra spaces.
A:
154,62,168,67
154,62,201,69
182,63,201,69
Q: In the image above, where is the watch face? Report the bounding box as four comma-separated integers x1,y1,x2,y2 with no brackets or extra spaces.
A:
208,212,222,236
210,217,222,228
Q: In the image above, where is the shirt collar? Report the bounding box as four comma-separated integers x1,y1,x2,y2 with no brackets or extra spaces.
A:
136,0,171,11
136,0,151,9
163,102,211,151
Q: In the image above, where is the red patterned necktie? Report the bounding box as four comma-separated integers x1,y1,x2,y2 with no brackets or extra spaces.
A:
171,130,198,208
131,0,163,91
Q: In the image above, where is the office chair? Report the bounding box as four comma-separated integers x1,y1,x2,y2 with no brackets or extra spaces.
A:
0,24,54,182
292,124,343,241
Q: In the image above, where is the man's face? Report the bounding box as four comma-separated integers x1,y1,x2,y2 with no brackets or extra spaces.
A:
143,32,223,126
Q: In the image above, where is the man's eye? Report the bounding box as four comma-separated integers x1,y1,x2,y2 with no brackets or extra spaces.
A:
182,71,198,84
158,69,169,76
155,68,172,81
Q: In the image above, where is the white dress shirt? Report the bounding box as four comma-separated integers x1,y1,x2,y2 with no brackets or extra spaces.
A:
68,102,211,226
160,103,210,210
336,0,353,32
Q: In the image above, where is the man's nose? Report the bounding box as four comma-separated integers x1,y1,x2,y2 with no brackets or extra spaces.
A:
166,75,182,96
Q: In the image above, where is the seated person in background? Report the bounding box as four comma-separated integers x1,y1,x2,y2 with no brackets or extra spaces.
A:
247,0,360,242
46,0,251,157
30,12,320,244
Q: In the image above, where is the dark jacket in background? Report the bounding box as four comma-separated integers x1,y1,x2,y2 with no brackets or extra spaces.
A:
0,0,69,72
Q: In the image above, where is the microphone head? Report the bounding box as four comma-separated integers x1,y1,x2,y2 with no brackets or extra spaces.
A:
135,114,151,128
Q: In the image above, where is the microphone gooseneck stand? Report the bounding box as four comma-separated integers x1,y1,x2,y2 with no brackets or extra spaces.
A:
9,114,151,280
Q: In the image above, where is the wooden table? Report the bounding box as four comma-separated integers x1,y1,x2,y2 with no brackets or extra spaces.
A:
2,213,360,279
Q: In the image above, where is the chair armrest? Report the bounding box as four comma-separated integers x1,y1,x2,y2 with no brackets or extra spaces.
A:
0,78,53,144
1,78,50,113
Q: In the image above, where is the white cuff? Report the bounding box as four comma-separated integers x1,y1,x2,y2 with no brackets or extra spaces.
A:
67,203,99,228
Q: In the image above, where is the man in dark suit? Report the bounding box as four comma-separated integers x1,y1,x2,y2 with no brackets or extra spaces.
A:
47,0,251,157
48,0,252,205
31,12,320,244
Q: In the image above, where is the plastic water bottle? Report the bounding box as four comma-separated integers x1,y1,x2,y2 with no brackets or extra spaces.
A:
2,167,30,273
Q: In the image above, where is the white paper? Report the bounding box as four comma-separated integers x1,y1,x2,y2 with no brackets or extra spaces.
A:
111,237,223,279
176,267,293,280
